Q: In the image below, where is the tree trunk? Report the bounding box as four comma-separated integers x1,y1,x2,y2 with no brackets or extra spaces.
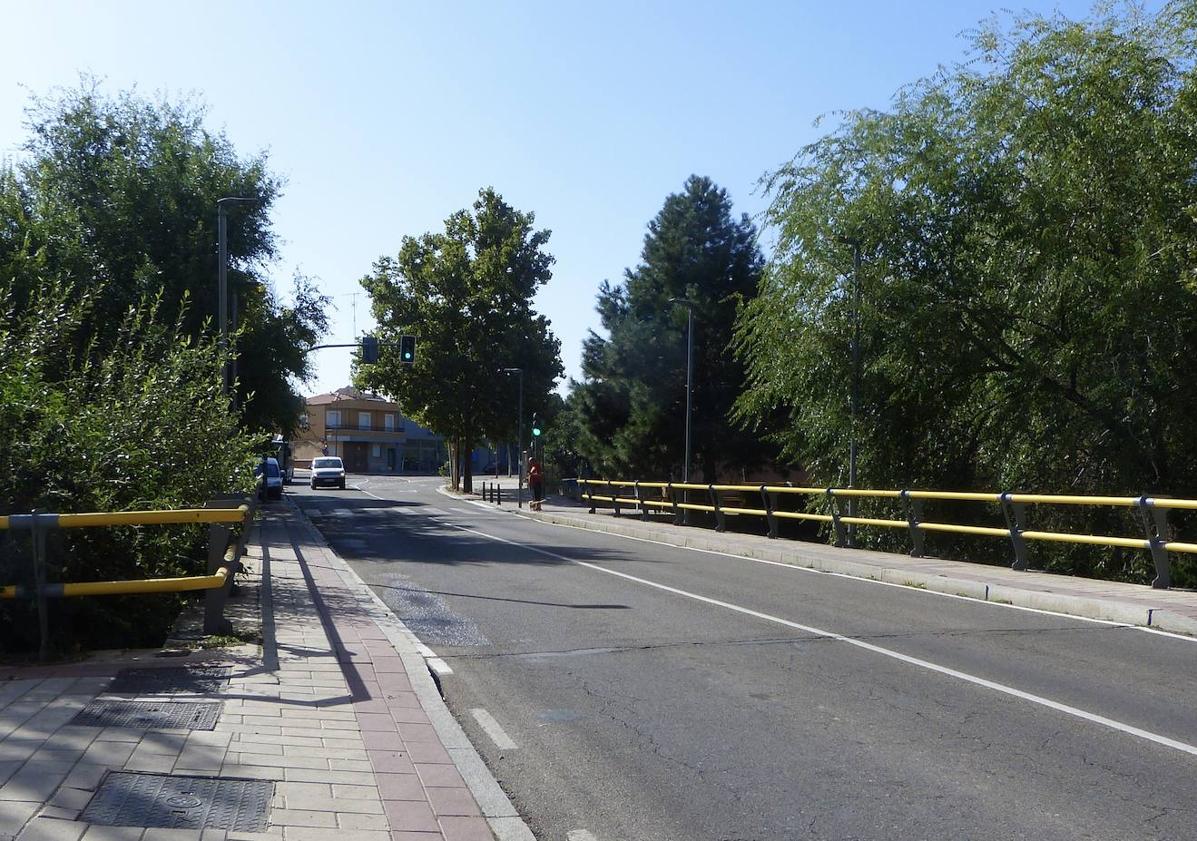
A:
449,439,460,490
462,438,474,494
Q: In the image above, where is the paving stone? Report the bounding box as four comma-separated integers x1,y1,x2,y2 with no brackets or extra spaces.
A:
381,800,438,833
124,753,176,773
396,724,438,744
332,813,388,831
436,816,492,841
425,788,479,818
267,809,335,828
328,786,379,801
14,816,88,841
375,775,423,802
412,766,463,790
282,769,368,785
0,761,74,801
80,825,146,840
281,829,389,841
0,800,38,837
402,744,451,765
273,784,328,801
62,764,108,792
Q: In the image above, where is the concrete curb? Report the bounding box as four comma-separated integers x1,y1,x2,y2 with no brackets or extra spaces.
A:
500,505,1196,638
286,499,536,841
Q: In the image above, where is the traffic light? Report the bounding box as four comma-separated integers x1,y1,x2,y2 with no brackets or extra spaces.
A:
400,335,416,364
531,413,542,438
361,335,379,364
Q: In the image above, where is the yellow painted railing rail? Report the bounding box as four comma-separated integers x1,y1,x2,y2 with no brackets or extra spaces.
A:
572,479,1188,589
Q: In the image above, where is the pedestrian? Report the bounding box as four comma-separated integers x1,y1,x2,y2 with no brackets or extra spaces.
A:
528,456,545,511
321,441,329,456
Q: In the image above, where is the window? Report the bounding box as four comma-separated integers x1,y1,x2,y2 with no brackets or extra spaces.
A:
372,445,381,458
384,413,395,432
326,410,340,428
359,411,371,430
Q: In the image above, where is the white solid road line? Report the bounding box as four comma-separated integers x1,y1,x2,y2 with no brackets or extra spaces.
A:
471,708,519,750
448,522,1197,760
519,514,1197,644
567,830,598,841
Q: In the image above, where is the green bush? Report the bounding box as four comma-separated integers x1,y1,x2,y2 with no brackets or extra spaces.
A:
0,278,259,654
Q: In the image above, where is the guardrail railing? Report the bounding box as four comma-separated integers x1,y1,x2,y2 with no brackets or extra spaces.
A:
1,497,257,660
575,479,1197,590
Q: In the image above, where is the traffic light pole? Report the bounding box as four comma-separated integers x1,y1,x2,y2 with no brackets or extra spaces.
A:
516,371,524,508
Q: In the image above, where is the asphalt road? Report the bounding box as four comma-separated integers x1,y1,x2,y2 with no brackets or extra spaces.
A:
286,473,1197,841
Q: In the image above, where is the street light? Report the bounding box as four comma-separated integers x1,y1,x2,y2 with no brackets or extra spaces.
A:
217,196,261,398
230,277,264,411
837,237,863,544
669,297,696,524
502,367,524,508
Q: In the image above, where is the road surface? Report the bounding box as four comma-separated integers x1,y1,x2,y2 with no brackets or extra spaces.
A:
287,473,1197,841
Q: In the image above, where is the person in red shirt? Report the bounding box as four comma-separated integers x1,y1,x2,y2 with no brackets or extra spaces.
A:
528,457,545,511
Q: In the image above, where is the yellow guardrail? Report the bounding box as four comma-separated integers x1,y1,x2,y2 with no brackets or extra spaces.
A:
574,479,1187,589
1,499,255,659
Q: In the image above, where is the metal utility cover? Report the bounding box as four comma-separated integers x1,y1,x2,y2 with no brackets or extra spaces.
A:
82,772,274,832
108,666,229,694
71,700,222,730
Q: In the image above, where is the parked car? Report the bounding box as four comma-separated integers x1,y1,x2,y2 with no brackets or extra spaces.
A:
310,456,347,490
254,457,284,500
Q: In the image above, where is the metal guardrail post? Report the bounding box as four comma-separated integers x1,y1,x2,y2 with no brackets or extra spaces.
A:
610,481,620,517
901,490,926,557
668,483,682,525
203,516,234,635
31,510,50,663
827,489,849,548
1000,492,1029,571
587,482,596,514
1137,496,1171,589
496,484,502,506
760,485,778,539
634,482,649,521
709,485,726,532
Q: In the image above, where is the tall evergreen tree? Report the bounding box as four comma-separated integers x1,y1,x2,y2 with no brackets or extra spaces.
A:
572,175,767,480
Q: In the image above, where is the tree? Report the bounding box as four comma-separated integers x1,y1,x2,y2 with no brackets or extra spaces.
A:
357,188,563,492
571,175,768,480
0,81,327,435
733,3,1197,584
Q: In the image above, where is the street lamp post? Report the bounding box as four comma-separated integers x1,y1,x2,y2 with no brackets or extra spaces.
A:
217,196,260,398
843,238,863,544
502,367,524,508
669,298,696,523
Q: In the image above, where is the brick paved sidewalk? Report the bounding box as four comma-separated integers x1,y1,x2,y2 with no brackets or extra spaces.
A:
0,503,530,841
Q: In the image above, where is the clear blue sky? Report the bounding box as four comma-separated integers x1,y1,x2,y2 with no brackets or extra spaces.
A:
0,0,1139,397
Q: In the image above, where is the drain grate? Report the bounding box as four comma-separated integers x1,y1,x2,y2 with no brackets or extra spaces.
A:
71,700,222,730
82,772,273,832
108,666,229,695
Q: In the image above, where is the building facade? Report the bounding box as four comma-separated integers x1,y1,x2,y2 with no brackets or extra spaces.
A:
293,387,446,474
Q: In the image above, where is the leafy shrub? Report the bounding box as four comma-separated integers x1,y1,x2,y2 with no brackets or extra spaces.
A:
0,278,259,654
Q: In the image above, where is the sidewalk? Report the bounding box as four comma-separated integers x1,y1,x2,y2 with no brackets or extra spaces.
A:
513,497,1197,637
0,502,532,841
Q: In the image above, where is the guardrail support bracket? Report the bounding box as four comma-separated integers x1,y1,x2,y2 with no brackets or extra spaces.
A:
1000,493,1029,571
761,486,778,539
902,491,925,557
1138,497,1171,589
710,485,726,533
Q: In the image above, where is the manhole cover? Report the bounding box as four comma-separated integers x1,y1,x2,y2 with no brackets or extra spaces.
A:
82,772,273,832
71,700,222,730
108,666,229,694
